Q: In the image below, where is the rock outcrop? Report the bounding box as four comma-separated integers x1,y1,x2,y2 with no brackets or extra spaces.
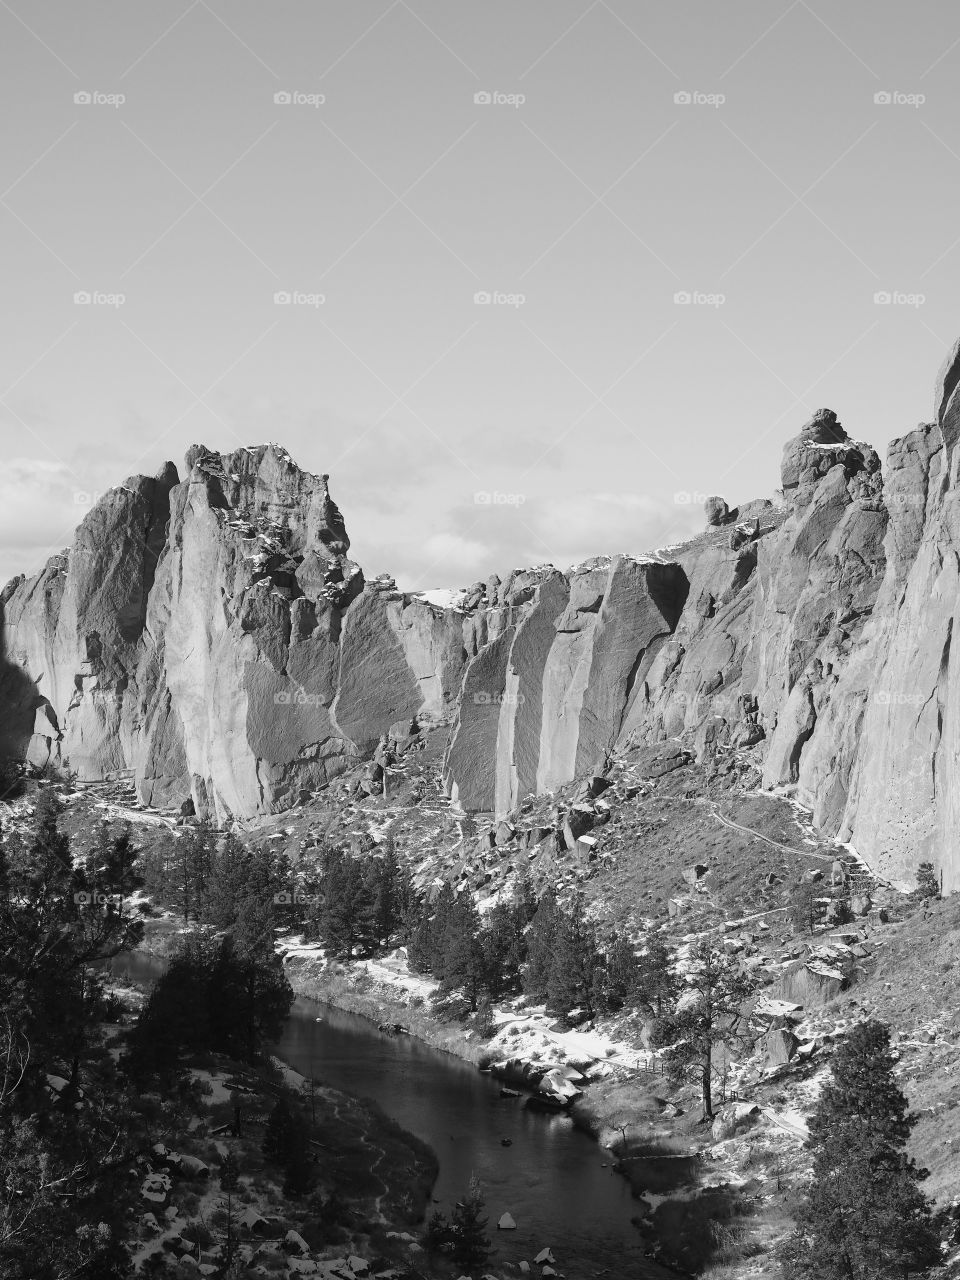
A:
8,341,960,890
0,445,469,822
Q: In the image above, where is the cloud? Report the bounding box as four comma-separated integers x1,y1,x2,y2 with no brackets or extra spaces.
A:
385,489,705,590
0,459,94,585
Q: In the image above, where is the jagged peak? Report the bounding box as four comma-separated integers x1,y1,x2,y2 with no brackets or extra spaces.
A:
935,336,960,427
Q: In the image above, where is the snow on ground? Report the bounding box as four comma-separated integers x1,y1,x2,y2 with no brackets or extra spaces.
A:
412,587,468,611
281,936,441,1006
357,949,439,1002
189,1068,235,1106
488,1005,654,1079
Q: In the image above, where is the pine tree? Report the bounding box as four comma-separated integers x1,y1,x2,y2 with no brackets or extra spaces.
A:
262,1096,295,1165
438,895,485,1010
450,1176,491,1274
481,901,527,998
546,899,601,1019
523,887,559,1001
320,851,378,959
780,1019,939,1280
281,1123,315,1198
634,930,679,1020
219,1149,240,1192
207,935,293,1063
916,862,940,900
604,936,640,1012
653,941,754,1118
790,881,819,935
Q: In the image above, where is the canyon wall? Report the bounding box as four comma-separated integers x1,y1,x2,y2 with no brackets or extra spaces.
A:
5,342,960,886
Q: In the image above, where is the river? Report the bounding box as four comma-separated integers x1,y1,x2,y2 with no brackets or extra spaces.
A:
113,952,674,1279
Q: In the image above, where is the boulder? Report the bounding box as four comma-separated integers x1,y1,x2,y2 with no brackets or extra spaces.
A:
682,863,710,886
777,960,845,1007
711,1101,759,1141
633,741,692,780
763,1027,800,1069
498,1213,517,1230
704,495,731,526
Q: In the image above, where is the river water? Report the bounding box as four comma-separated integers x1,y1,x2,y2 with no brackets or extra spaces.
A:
114,953,673,1279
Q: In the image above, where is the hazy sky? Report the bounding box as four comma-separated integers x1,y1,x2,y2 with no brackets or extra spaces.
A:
2,0,959,590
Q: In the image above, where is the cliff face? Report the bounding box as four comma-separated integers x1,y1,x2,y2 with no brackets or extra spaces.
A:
440,343,960,892
5,343,960,886
0,445,468,822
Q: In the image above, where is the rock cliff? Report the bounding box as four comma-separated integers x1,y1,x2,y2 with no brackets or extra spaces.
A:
5,341,960,887
0,445,469,822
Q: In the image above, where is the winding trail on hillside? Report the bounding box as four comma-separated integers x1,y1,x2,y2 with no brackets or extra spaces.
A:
701,800,836,863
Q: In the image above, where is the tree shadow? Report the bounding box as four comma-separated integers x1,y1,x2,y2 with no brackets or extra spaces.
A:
0,592,50,787
615,1135,761,1274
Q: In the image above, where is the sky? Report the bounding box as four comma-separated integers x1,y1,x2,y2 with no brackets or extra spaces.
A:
1,0,959,590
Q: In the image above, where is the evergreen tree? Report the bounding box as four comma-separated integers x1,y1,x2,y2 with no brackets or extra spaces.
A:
481,901,527,998
219,1149,240,1192
0,797,161,1280
523,887,559,1000
450,1176,491,1274
262,1096,295,1165
281,1122,315,1198
320,851,378,959
633,930,679,1020
546,899,601,1019
790,881,819,935
604,935,640,1012
408,882,456,974
207,935,293,1063
438,895,485,1010
125,941,213,1079
780,1019,939,1280
369,847,409,947
915,862,940,901
653,941,754,1118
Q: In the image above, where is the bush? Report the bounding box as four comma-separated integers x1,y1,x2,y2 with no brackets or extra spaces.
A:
916,861,940,900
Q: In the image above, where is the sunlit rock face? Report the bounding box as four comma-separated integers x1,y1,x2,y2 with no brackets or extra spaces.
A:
7,342,960,889
0,444,467,822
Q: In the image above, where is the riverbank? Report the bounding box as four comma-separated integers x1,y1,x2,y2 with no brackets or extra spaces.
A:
134,921,768,1275
280,943,788,1278
283,950,489,1066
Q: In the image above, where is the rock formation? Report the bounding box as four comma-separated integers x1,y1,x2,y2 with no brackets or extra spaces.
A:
6,340,960,889
0,445,468,822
